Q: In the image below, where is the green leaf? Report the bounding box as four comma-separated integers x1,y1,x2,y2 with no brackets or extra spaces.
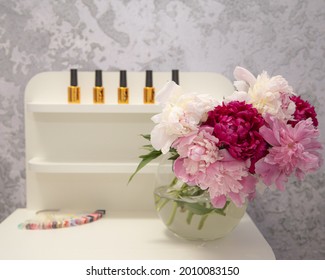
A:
139,150,161,158
168,154,179,161
140,145,154,152
169,147,177,154
141,134,151,141
178,184,205,197
142,144,154,149
128,149,162,184
183,202,214,216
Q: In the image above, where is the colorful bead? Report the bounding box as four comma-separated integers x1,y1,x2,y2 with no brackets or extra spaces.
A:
18,209,105,230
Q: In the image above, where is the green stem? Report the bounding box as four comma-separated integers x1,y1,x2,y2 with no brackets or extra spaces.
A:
169,177,178,187
166,202,178,226
213,200,230,216
214,209,227,216
198,214,209,230
154,195,160,205
156,198,170,212
186,211,194,225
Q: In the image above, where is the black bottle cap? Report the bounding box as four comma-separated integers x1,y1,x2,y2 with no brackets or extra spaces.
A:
70,69,78,86
95,70,102,87
120,70,127,87
145,70,153,87
172,69,179,85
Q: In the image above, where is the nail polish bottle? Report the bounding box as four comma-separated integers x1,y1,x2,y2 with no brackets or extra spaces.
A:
93,70,105,104
118,70,129,104
68,69,80,103
143,70,155,104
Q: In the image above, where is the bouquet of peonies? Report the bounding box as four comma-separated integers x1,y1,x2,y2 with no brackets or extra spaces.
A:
131,67,322,210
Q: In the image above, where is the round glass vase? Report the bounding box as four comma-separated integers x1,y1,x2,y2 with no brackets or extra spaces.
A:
154,158,247,241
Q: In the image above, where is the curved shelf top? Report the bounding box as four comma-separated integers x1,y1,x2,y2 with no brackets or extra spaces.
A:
25,71,234,105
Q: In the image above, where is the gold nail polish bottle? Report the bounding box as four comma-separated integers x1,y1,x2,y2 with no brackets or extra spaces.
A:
118,70,129,104
68,69,80,103
93,70,105,104
143,70,155,104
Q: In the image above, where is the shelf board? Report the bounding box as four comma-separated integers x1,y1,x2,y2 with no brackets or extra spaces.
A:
27,103,162,113
28,158,162,173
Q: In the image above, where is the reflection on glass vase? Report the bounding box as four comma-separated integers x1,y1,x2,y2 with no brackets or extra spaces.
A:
154,157,247,241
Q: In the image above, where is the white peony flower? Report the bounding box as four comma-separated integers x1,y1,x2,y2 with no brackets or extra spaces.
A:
151,81,218,154
231,66,296,120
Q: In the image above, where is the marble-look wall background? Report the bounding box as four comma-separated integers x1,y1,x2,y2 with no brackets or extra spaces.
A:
0,0,324,259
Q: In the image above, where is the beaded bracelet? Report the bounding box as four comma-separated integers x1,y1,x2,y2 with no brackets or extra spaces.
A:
18,209,106,230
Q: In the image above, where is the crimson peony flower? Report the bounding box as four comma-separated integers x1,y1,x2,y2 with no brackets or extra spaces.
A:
289,95,318,127
204,101,268,173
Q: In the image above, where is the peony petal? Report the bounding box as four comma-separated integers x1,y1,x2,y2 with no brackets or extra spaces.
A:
255,159,280,187
156,81,182,105
274,172,287,191
150,125,177,154
228,192,245,207
234,81,249,92
173,158,188,181
174,158,199,186
233,66,257,87
259,125,280,146
295,169,306,181
151,113,162,124
225,90,250,103
296,152,322,173
211,195,227,208
219,149,237,162
240,174,258,193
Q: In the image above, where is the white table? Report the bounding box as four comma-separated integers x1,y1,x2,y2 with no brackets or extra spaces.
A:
0,209,275,260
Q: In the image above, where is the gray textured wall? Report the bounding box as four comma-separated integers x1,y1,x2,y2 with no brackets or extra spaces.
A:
0,0,324,259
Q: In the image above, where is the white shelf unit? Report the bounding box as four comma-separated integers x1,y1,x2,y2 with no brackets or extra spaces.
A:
0,71,276,260
24,71,234,211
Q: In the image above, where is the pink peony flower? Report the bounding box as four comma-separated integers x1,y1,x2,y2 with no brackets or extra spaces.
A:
174,138,257,208
203,150,258,208
204,101,268,173
255,115,323,190
172,126,221,186
289,95,318,127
